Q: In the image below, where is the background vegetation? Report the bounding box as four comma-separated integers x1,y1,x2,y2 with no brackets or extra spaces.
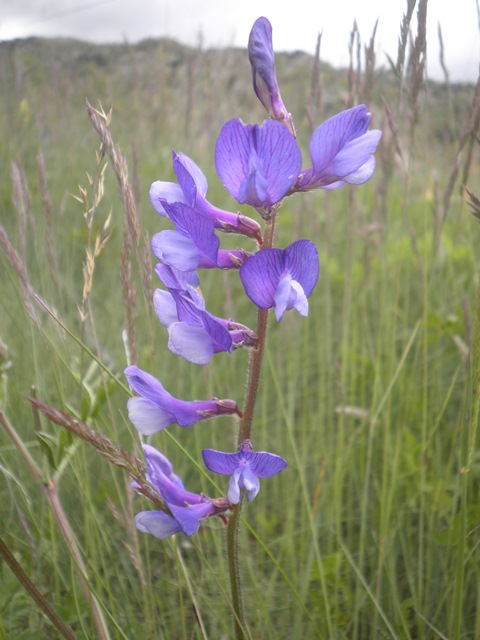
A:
1,6,480,638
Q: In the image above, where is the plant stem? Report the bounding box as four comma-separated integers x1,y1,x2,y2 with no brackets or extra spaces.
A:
227,498,246,640
237,217,276,446
227,214,277,638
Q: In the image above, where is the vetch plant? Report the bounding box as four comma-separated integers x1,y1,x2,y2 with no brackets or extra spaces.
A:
123,16,381,639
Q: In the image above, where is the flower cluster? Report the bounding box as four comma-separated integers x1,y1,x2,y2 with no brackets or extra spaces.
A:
126,16,381,539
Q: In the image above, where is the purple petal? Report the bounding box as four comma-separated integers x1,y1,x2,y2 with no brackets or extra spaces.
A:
342,155,377,185
173,151,208,199
151,230,200,271
215,119,301,207
153,289,178,327
168,322,215,365
162,202,220,267
202,449,241,474
155,264,200,291
241,465,260,502
284,240,319,298
150,181,187,216
168,501,216,537
125,366,173,406
273,274,308,321
246,451,287,478
328,130,382,178
248,17,277,114
142,444,184,488
227,468,242,504
239,248,284,309
127,397,174,435
310,105,371,171
135,510,181,539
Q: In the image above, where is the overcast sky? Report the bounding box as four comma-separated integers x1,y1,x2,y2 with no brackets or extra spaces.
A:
1,0,479,82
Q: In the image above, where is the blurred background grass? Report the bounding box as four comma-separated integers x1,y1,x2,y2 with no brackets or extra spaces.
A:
1,11,480,639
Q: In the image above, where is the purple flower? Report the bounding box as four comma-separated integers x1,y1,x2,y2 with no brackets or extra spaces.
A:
151,201,249,271
215,118,302,211
135,444,229,539
239,239,319,321
125,365,240,435
248,17,295,136
293,105,382,191
150,150,262,241
153,264,257,365
202,440,287,504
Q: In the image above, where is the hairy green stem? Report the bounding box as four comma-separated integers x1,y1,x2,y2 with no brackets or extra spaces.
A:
237,217,276,446
227,215,277,637
227,498,246,640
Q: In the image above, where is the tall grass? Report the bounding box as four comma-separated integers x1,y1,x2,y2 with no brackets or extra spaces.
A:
1,2,480,637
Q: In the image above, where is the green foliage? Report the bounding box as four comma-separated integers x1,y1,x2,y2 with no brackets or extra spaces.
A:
1,30,479,640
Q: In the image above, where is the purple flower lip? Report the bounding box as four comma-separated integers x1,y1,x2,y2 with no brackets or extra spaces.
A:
239,239,319,321
292,104,382,192
134,444,230,539
150,150,262,242
202,440,287,504
215,118,302,212
125,365,241,435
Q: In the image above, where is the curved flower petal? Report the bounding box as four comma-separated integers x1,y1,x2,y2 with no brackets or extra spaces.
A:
273,274,308,321
142,444,184,488
215,118,302,208
151,230,201,271
149,182,187,216
168,322,215,365
168,501,217,537
227,468,242,504
127,397,175,435
125,366,173,406
153,289,178,327
173,151,208,199
246,451,287,477
202,449,240,475
241,465,261,501
135,510,182,539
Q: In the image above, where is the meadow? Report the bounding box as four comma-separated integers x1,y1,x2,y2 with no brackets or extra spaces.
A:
1,6,480,639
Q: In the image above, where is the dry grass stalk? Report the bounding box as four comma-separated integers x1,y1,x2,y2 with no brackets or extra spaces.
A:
392,0,417,87
362,20,378,105
347,20,361,108
140,230,153,311
307,32,323,135
28,397,168,513
73,162,112,324
0,225,40,325
36,150,59,289
120,220,138,365
11,160,31,265
406,0,428,139
86,100,139,247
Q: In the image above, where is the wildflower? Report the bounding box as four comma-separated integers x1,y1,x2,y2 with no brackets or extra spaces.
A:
125,365,240,434
248,16,295,136
215,118,302,212
239,239,319,321
151,201,250,271
135,444,229,538
293,105,382,191
202,440,287,504
150,150,262,241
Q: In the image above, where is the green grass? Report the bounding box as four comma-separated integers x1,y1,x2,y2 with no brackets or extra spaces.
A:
1,21,480,639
